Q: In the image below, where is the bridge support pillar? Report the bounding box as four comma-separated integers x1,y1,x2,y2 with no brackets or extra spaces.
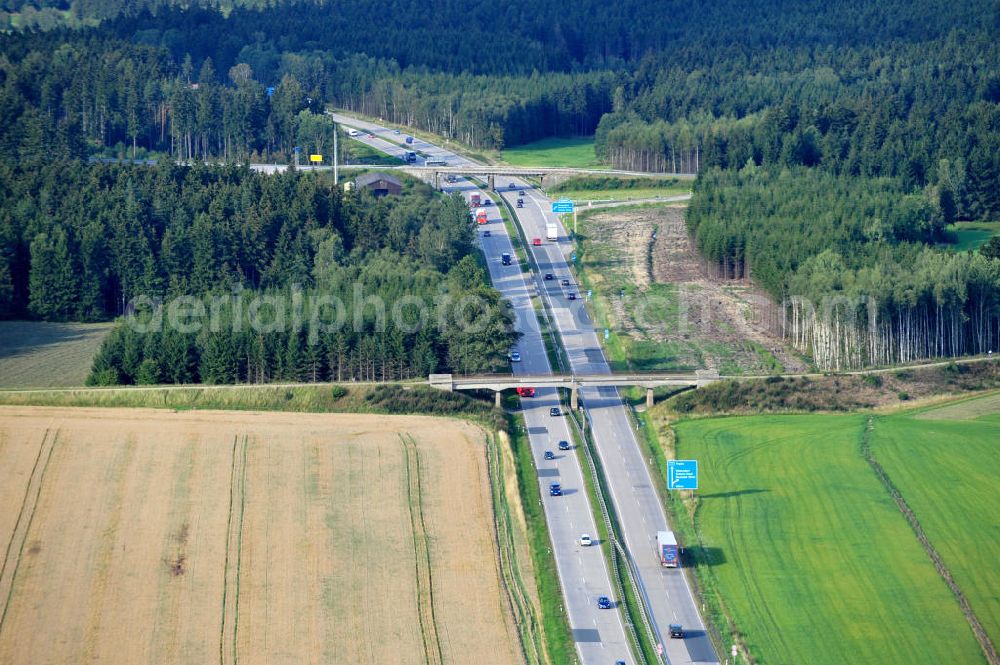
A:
488,174,495,191
646,388,655,409
570,385,578,410
495,389,502,409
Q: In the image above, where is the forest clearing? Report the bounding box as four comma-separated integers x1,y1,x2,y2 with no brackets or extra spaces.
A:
0,407,523,665
672,401,1000,665
576,204,802,374
0,321,112,388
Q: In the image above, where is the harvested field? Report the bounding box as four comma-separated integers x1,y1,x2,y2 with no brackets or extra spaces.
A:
0,407,522,665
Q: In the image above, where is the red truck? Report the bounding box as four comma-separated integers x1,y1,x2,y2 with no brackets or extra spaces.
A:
470,193,481,207
516,387,536,397
476,209,489,224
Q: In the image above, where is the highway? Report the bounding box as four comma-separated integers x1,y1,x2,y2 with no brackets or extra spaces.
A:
335,113,716,665
327,115,638,664
502,187,719,665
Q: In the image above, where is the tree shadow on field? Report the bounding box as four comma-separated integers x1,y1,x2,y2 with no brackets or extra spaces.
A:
697,488,769,500
0,321,107,360
683,546,727,568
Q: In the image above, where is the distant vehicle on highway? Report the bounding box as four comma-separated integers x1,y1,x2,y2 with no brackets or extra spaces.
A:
567,292,576,300
347,129,360,137
483,229,491,237
518,190,525,196
510,351,521,362
597,596,612,609
483,199,491,206
366,133,375,138
549,482,562,496
393,129,401,134
558,440,570,450
560,278,570,286
476,209,488,224
516,198,524,208
501,252,511,266
544,273,554,280
425,158,447,166
657,530,680,568
549,407,561,416
579,534,592,546
446,174,457,183
404,151,417,163
546,222,558,241
543,450,555,460
405,136,414,144
508,182,516,189
516,386,535,397
669,623,684,639
532,237,542,246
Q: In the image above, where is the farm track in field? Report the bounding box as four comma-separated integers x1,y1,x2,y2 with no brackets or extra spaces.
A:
0,427,56,636
402,433,444,665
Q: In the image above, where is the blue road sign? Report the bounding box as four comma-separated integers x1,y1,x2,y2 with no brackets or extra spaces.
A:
266,86,275,97
604,328,609,340
571,253,577,262
551,198,575,214
668,460,698,490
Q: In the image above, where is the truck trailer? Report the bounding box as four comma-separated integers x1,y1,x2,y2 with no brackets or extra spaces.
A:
546,222,558,241
657,530,679,568
476,209,489,224
470,193,481,208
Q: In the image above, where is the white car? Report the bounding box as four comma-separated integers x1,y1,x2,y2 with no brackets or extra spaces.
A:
347,129,360,137
510,351,521,362
579,534,593,547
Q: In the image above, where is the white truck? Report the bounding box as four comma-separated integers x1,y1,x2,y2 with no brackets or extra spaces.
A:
546,222,558,241
657,530,679,568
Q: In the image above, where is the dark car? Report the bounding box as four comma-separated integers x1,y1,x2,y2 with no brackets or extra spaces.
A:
549,482,562,496
544,273,554,280
597,596,613,609
483,199,491,206
558,440,571,451
549,407,561,417
543,450,555,460
508,182,516,189
560,278,570,287
669,623,684,639
518,190,525,196
516,199,524,208
567,292,577,300
405,136,414,143
483,230,491,237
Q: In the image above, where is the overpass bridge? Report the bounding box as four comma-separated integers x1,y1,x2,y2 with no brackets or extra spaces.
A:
429,370,721,408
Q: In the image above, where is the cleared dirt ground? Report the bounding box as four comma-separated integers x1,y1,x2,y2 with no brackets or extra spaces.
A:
0,407,522,665
586,205,806,373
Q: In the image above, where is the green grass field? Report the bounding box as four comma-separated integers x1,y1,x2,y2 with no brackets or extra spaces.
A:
872,398,1000,646
944,221,1000,251
501,137,599,168
674,414,986,665
0,321,113,388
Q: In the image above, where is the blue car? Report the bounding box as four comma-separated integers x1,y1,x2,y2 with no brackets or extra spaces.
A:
558,440,571,451
549,407,561,417
549,483,562,496
597,596,613,609
543,450,555,460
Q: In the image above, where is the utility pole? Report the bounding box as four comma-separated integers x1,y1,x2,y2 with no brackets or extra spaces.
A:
333,124,339,185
